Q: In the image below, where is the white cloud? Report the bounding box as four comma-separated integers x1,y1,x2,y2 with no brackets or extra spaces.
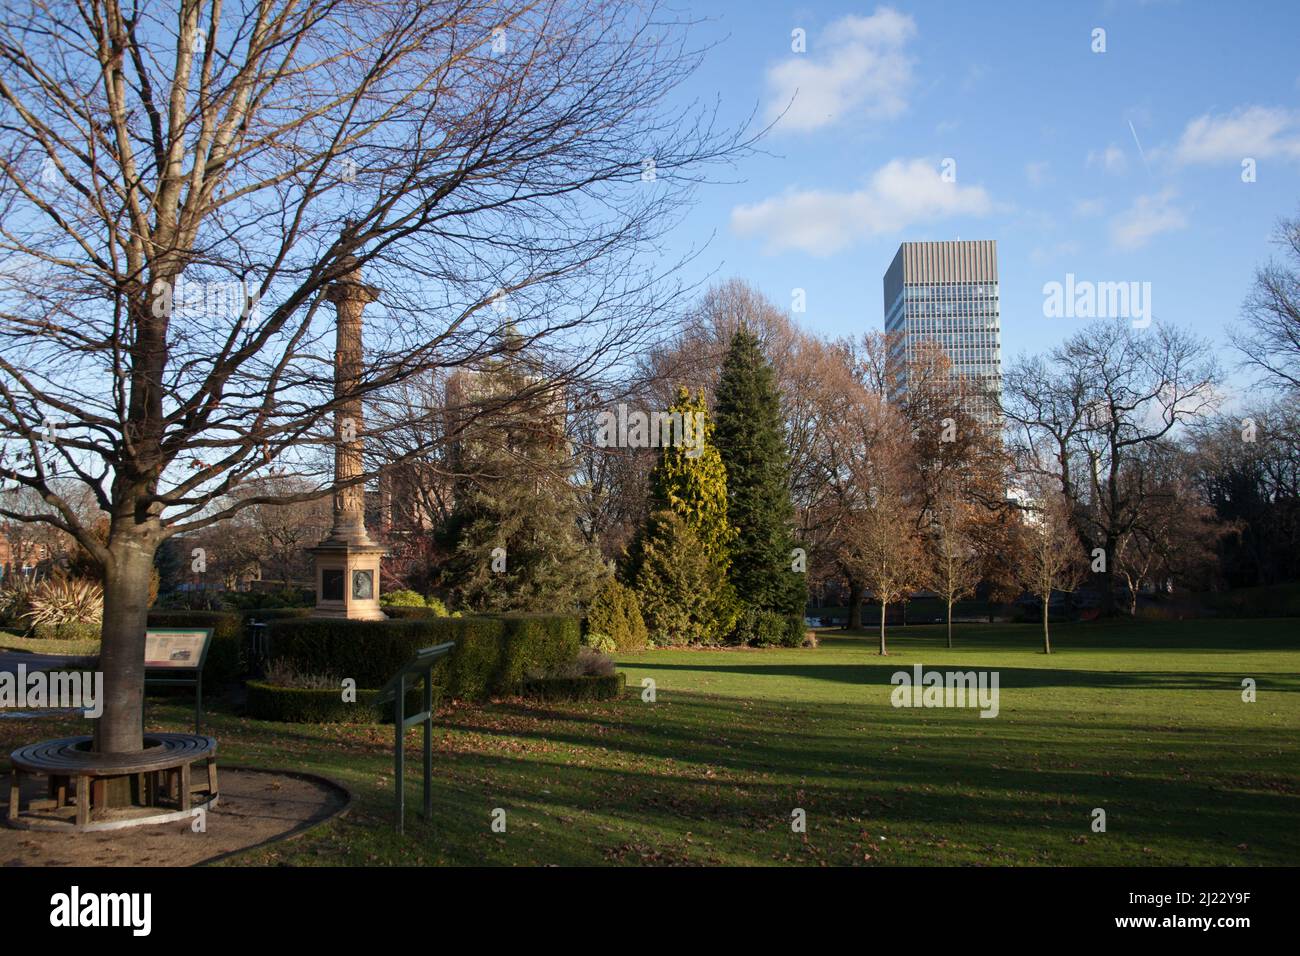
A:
1029,240,1081,265
730,158,995,256
1172,106,1300,164
1086,144,1127,174
1073,197,1106,218
765,7,916,132
1025,161,1051,188
1110,188,1187,250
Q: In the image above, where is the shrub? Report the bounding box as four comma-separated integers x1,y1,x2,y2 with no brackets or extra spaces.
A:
727,609,805,648
780,614,806,648
0,574,40,627
752,610,787,647
381,589,426,607
262,659,340,690
584,631,617,654
265,613,581,701
382,598,451,619
573,646,616,677
521,671,625,702
729,607,789,647
23,577,102,638
530,645,615,680
585,578,647,652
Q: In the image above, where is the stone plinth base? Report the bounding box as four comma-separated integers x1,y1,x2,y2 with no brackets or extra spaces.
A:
308,541,387,620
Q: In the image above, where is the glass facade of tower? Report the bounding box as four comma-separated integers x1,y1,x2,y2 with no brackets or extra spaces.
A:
883,240,1001,420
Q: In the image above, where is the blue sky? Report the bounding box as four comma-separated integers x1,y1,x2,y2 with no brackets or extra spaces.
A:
658,0,1300,399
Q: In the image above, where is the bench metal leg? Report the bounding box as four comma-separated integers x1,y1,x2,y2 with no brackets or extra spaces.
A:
180,763,191,812
75,776,89,827
7,770,20,822
206,758,218,799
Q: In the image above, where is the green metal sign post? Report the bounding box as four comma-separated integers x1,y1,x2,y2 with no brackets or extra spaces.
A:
142,627,214,735
374,642,455,834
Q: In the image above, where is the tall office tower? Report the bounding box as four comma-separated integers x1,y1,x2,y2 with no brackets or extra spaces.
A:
882,240,1001,421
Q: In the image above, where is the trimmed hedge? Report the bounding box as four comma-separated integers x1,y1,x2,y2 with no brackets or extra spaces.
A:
383,605,451,620
521,672,626,702
265,614,581,701
245,680,433,724
242,607,315,624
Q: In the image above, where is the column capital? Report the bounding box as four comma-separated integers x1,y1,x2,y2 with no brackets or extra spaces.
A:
325,278,380,305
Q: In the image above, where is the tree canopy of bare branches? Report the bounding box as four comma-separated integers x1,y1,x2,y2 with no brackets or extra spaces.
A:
0,0,750,753
1002,320,1220,612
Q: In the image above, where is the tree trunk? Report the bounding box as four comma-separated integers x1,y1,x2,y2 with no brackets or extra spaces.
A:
1042,591,1052,655
947,598,953,649
847,580,863,629
879,601,887,656
1096,544,1117,616
94,536,159,755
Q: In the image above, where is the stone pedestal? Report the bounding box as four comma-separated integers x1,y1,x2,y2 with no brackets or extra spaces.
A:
308,541,386,621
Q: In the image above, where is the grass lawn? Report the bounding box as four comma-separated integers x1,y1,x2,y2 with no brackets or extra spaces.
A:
1,618,1296,866
0,629,100,657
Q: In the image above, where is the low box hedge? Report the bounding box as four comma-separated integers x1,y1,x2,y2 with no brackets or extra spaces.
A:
245,680,433,724
265,613,581,701
521,671,626,703
241,607,315,624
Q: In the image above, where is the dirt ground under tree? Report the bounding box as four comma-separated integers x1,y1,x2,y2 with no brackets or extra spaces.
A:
1,767,348,866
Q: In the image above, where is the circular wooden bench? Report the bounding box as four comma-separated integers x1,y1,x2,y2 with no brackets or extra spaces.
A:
7,733,217,828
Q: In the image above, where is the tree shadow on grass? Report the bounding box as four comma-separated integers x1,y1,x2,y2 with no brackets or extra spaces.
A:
388,697,1300,865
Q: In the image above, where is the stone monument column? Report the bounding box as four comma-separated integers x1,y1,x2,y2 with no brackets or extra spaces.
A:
309,253,387,620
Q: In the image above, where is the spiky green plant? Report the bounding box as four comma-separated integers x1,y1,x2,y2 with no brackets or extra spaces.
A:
23,576,104,639
0,573,41,626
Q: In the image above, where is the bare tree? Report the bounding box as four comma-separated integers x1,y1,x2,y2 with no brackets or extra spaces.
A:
1014,483,1083,654
1002,321,1219,613
821,372,920,655
1111,442,1218,614
794,336,874,626
0,0,750,755
1232,211,1300,393
924,484,983,648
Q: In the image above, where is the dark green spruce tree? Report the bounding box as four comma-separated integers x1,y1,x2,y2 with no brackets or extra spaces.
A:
713,327,807,615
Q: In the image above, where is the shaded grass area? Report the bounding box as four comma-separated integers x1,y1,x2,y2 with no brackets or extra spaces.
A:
1,619,1296,866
